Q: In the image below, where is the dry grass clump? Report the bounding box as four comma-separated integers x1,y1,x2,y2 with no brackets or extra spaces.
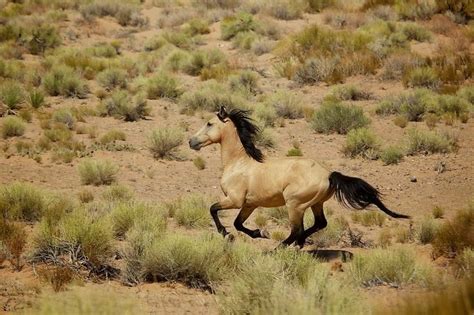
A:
0,221,27,271
1,80,24,110
380,146,404,165
265,0,307,20
432,206,444,219
193,156,206,170
28,88,45,109
311,100,370,134
342,127,380,159
52,108,75,130
349,246,435,287
406,128,458,155
100,90,150,121
351,211,386,227
265,90,305,119
43,65,88,98
287,143,303,157
78,189,94,204
400,23,431,41
173,194,210,228
376,89,433,120
27,286,142,315
37,265,75,292
454,248,474,278
0,182,45,221
381,51,425,80
1,116,25,138
229,70,260,96
78,159,118,186
404,67,440,90
417,218,437,244
181,49,228,80
432,205,474,258
148,128,183,160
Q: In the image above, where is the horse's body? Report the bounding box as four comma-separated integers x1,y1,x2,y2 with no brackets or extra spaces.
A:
189,107,409,246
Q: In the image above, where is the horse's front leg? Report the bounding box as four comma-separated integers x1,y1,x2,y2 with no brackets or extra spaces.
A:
210,197,236,237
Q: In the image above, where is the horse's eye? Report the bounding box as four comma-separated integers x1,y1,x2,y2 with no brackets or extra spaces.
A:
207,122,213,127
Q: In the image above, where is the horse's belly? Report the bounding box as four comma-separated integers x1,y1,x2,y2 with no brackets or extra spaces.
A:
245,191,285,208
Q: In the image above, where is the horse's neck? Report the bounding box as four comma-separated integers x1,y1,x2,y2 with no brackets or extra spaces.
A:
220,126,250,169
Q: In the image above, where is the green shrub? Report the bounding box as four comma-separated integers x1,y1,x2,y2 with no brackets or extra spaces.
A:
375,89,435,121
266,0,307,20
183,18,210,36
329,84,371,101
232,31,258,50
229,70,260,96
101,90,150,121
146,72,181,99
78,189,94,204
311,100,369,134
454,249,474,278
110,202,166,238
181,49,226,77
393,115,408,128
0,81,23,110
43,65,88,98
265,90,305,119
266,206,288,225
52,108,75,130
343,127,379,159
1,116,25,138
28,89,45,109
221,12,258,40
457,86,474,105
406,128,458,155
287,146,303,157
401,23,431,41
380,146,404,165
27,24,61,55
174,194,210,228
437,95,469,119
97,68,127,90
142,233,232,289
349,246,435,287
148,128,183,159
404,67,440,90
378,229,392,248
102,184,134,202
144,36,167,52
253,104,277,127
78,159,118,186
251,38,273,56
0,182,45,221
99,130,126,145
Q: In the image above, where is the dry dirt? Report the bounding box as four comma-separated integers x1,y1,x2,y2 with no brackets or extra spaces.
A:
0,3,473,314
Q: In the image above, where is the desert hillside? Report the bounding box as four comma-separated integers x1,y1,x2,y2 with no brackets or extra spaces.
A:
0,0,473,314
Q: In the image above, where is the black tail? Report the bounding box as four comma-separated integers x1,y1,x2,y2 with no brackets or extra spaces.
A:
329,171,410,219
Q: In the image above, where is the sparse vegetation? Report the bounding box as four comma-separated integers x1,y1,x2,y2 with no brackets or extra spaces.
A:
0,182,45,221
351,211,386,227
1,81,24,110
380,146,404,165
101,90,150,121
173,194,210,228
265,90,305,119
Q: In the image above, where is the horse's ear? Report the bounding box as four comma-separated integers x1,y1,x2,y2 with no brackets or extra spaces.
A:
217,106,228,122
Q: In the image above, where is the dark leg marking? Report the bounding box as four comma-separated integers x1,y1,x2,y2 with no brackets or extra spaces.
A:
281,224,304,246
296,204,327,248
233,206,267,239
210,202,228,237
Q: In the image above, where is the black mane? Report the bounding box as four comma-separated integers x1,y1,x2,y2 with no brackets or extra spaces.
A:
227,109,264,163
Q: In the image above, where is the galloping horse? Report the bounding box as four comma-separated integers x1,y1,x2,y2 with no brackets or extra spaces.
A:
189,106,409,247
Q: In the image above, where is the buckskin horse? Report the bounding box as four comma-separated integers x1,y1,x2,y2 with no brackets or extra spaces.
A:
189,106,409,247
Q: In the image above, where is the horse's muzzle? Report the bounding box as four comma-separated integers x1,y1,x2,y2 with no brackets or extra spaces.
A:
188,138,201,151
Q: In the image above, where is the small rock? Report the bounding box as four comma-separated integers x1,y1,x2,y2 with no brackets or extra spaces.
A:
410,176,417,183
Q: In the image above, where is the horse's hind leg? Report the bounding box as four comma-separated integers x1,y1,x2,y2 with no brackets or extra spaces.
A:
234,205,268,238
296,203,327,248
281,206,304,246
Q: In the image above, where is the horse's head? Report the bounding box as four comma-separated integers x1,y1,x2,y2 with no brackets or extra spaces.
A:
189,106,229,151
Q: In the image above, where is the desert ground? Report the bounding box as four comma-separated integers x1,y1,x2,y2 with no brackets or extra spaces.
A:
0,0,473,314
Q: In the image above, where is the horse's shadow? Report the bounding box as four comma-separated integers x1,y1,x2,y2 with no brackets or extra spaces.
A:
305,249,354,262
